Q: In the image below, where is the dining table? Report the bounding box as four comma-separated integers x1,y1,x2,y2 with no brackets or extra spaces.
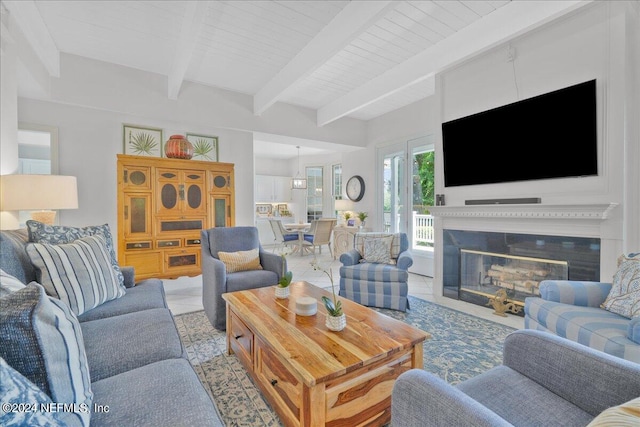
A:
283,223,311,256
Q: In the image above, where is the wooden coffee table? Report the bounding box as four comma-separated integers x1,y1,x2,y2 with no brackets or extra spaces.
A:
222,281,430,427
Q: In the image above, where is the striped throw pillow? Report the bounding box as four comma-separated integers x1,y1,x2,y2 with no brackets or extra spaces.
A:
218,249,263,273
587,396,640,426
26,220,125,290
0,283,93,427
26,235,125,316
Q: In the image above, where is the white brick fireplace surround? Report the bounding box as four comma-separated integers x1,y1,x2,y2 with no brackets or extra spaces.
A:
429,203,621,304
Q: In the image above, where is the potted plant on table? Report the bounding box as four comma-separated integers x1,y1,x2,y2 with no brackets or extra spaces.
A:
343,211,352,226
276,249,293,299
311,259,346,331
357,212,368,228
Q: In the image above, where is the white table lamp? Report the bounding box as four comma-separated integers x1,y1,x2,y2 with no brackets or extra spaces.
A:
1,174,78,225
335,199,353,225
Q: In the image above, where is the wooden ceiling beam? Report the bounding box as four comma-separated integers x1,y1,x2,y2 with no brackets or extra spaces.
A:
317,0,593,126
167,1,208,100
3,0,59,78
253,1,396,116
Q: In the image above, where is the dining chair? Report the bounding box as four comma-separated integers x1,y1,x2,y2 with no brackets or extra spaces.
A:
268,219,298,253
303,218,337,256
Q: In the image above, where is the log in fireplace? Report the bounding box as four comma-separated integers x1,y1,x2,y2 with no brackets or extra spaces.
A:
443,230,600,316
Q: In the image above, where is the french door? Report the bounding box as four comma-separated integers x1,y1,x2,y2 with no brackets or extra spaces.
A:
378,135,435,276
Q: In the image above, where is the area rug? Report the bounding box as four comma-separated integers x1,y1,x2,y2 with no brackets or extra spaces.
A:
174,296,517,427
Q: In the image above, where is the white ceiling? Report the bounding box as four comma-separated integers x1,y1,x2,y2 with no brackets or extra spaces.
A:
3,0,592,159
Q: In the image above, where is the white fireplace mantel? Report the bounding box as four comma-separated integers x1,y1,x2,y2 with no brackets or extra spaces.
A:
429,203,618,221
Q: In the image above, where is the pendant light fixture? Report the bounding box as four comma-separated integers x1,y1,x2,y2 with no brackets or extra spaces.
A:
291,146,307,189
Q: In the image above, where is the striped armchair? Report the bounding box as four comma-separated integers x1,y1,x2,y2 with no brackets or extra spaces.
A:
339,232,412,312
524,280,640,363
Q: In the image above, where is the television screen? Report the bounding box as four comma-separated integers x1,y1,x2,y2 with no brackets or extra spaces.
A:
442,79,597,187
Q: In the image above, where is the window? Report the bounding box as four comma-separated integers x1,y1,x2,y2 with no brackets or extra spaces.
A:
332,163,342,198
332,163,343,216
17,124,58,226
306,166,323,222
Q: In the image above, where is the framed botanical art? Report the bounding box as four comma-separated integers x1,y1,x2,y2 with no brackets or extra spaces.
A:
123,124,163,157
186,133,218,161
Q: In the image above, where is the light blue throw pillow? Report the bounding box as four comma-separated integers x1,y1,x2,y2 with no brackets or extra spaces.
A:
602,253,640,318
0,269,26,297
0,283,93,427
0,357,69,427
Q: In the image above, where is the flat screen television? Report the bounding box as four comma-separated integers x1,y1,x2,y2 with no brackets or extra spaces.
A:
442,79,597,187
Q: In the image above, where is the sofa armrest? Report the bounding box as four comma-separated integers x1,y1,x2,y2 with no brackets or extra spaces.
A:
340,249,361,266
503,329,640,417
120,266,136,288
539,280,612,307
260,250,282,281
628,317,640,344
396,251,413,270
391,370,512,427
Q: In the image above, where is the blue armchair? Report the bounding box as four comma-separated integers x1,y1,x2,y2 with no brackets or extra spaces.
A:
391,329,640,427
201,226,283,330
339,232,412,311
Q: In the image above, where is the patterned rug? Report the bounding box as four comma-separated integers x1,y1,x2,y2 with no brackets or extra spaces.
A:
174,296,517,427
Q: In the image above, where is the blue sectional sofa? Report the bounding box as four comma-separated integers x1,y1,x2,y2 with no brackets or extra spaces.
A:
525,280,640,363
0,228,223,426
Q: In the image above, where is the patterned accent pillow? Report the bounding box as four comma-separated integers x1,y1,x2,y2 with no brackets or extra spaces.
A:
218,248,263,273
26,220,124,290
0,269,26,297
27,235,125,316
586,396,640,426
355,232,401,259
0,357,69,427
0,283,93,427
361,236,394,264
601,253,640,318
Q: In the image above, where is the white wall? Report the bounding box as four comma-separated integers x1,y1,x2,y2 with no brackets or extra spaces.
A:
1,49,367,232
17,98,256,231
431,2,638,282
365,96,440,230
50,54,367,149
360,2,639,283
439,3,622,208
0,15,20,229
2,2,637,285
623,2,640,252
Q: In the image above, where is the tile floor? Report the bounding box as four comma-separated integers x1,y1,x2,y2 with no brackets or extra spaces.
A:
164,248,524,330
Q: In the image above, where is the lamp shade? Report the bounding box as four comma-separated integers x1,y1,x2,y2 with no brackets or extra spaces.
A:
334,199,352,211
1,175,78,211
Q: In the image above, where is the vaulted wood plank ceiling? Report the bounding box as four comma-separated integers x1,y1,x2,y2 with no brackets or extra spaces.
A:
4,0,592,126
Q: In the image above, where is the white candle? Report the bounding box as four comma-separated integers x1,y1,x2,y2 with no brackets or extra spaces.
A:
295,296,317,316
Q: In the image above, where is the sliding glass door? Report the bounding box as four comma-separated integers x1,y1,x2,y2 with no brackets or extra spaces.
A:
378,135,435,276
382,149,406,234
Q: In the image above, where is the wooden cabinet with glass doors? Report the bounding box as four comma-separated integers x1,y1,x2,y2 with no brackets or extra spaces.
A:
117,154,234,280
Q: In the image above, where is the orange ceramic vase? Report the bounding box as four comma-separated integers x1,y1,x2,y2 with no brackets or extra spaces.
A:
164,135,194,159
